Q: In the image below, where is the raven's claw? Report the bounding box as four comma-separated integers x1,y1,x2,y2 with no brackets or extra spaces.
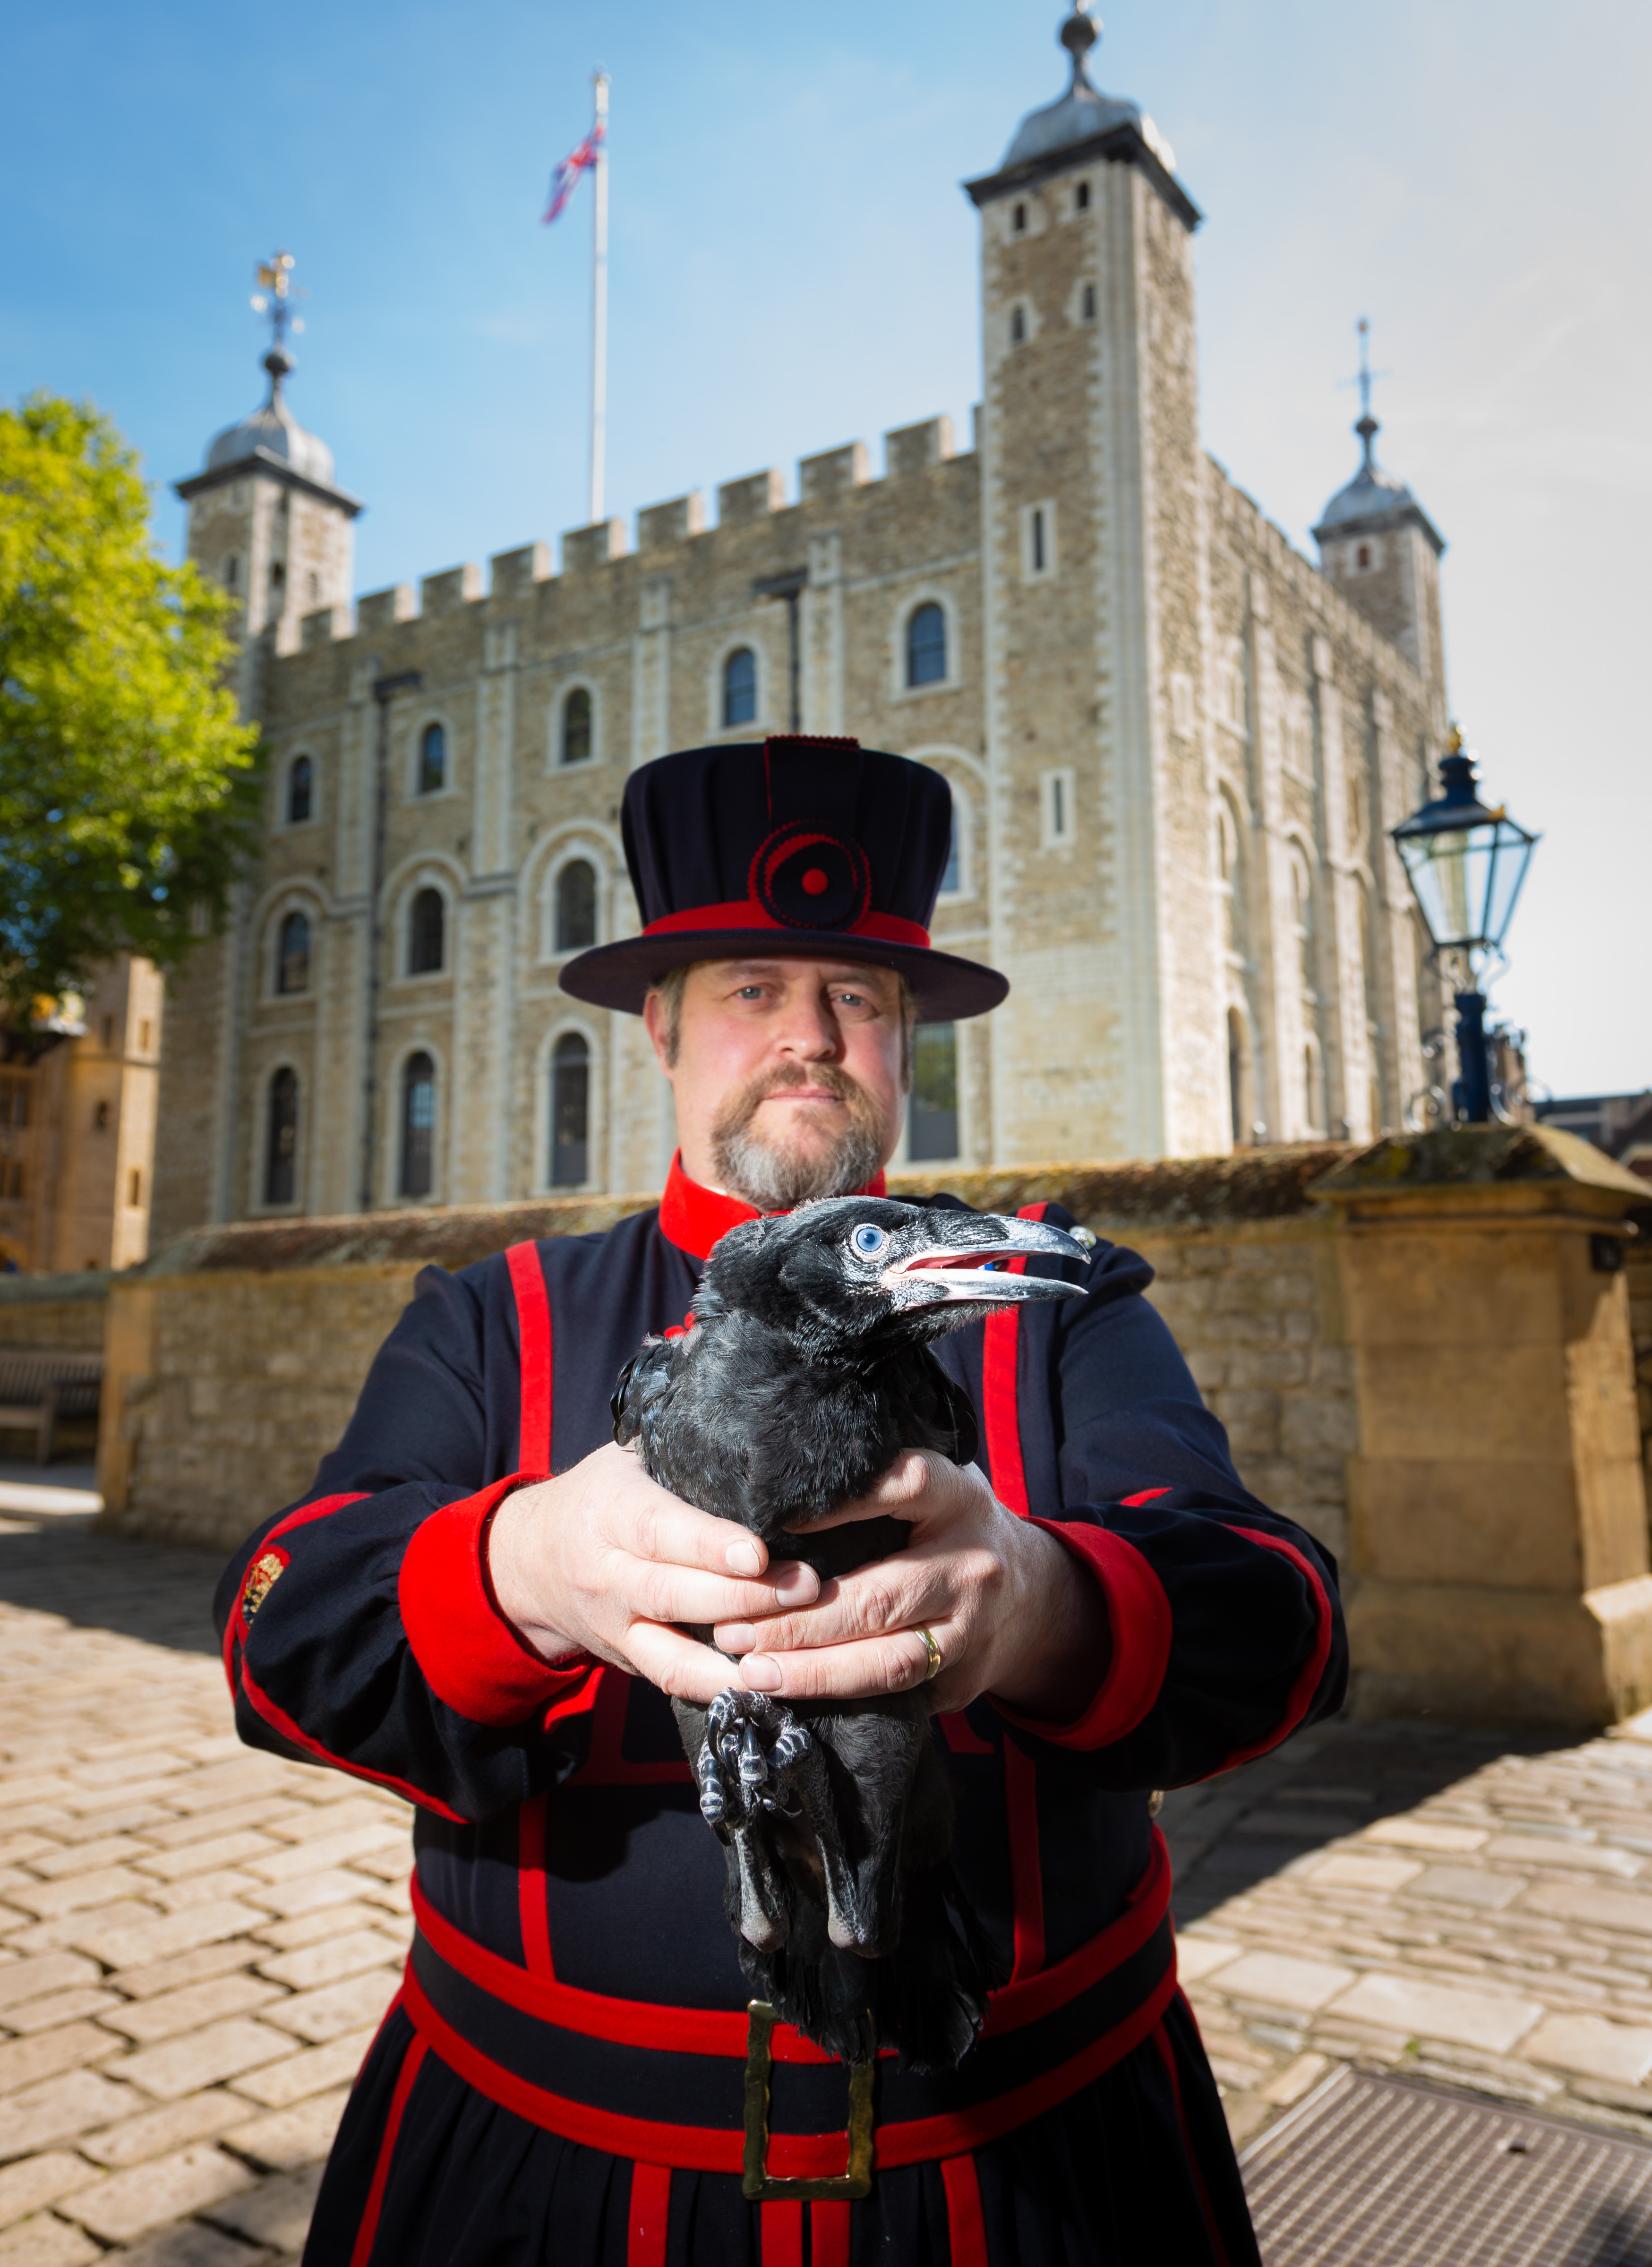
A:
699,1688,810,1831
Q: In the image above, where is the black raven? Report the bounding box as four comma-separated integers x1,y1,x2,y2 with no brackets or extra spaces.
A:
612,1197,1091,2070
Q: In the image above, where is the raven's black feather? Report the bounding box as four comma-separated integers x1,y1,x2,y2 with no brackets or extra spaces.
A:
612,1193,1089,2069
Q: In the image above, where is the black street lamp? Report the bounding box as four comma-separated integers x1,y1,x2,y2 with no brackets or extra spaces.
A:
1390,729,1540,1124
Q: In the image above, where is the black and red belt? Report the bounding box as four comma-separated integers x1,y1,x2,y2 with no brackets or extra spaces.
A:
400,1828,1177,2198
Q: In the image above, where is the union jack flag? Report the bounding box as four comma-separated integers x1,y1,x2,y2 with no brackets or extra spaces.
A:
541,120,605,224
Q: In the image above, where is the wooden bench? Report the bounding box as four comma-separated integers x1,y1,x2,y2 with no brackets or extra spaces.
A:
0,1347,104,1464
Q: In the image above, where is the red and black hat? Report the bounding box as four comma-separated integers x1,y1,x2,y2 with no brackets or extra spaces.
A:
559,736,1009,1019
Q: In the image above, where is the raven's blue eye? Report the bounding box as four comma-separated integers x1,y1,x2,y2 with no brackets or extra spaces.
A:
851,1224,888,1258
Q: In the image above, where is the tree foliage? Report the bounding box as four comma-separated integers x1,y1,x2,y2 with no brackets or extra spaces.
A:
0,394,262,1014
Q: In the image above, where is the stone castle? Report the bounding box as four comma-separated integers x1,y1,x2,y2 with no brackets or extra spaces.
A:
150,9,1451,1244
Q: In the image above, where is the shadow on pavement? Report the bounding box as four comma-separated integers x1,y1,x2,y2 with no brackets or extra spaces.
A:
0,1507,224,1656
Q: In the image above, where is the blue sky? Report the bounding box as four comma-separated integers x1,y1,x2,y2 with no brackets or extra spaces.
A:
4,0,1647,1098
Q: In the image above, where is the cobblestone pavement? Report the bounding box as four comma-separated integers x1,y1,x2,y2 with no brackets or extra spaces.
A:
7,1494,1652,2263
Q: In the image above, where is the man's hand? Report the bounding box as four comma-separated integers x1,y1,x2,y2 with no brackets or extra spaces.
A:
710,1451,1111,1721
486,1442,821,1703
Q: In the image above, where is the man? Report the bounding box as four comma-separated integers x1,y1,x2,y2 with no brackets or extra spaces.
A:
218,736,1345,2267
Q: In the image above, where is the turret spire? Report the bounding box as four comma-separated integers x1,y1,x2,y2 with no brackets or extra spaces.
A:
1347,316,1391,475
249,250,306,404
1058,8,1100,84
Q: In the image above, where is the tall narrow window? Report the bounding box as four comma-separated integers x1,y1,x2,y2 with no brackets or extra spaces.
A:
1075,180,1091,211
1031,508,1046,573
723,648,757,727
223,555,240,592
560,686,593,765
418,722,446,795
1226,1010,1249,1150
276,909,310,995
909,1024,959,1163
940,798,961,896
265,1069,299,1205
550,1034,590,1187
287,755,313,825
1081,282,1097,321
1012,202,1027,233
906,603,947,688
400,1053,436,1199
555,860,598,953
1010,306,1026,346
408,888,445,975
1042,768,1075,847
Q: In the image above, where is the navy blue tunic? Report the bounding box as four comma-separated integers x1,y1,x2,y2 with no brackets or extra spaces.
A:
215,1170,1345,2266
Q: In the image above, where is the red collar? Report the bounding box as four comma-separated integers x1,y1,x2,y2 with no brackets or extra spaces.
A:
657,1152,889,1263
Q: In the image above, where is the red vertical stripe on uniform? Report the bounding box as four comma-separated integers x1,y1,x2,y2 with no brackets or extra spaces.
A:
627,2162,671,2267
347,2033,428,2267
811,2200,852,2267
505,1242,554,1471
942,2154,990,2267
761,2199,805,2266
517,1792,554,1978
1001,1737,1045,1979
979,1203,1049,1520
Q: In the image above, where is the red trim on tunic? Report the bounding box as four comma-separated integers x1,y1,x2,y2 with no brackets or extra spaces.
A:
1120,1487,1171,1508
348,2022,426,2267
938,1710,996,1757
627,2162,671,2267
1002,1738,1045,1981
942,2156,990,2267
505,1242,554,1471
517,1792,554,1979
223,1495,370,1696
566,1667,694,1787
399,1476,594,1726
657,1153,888,1264
760,2200,805,2267
238,1659,468,1823
642,899,931,953
995,1523,1172,1753
1151,2017,1231,2267
979,1202,1048,1519
811,2201,852,2267
1204,1527,1335,1774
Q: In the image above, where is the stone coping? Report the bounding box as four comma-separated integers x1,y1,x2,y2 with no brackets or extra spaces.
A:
0,1271,111,1307
1312,1124,1648,1203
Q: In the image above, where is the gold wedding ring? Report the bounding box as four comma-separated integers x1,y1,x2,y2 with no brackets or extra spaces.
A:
917,1626,942,1681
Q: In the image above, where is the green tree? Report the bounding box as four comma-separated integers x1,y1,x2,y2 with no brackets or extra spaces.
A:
0,393,261,1016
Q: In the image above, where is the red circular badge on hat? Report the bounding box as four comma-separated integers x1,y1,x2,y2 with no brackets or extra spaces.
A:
750,823,872,932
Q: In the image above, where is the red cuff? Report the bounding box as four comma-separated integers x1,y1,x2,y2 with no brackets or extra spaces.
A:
992,1517,1173,1752
400,1475,597,1726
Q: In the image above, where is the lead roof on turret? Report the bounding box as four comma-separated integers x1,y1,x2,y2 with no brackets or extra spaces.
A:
205,354,336,487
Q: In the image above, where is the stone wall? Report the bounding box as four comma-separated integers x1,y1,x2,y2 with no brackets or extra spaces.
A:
0,1271,109,1463
98,1152,1353,1563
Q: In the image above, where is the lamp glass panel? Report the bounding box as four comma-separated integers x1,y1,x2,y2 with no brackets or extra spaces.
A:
1397,817,1532,953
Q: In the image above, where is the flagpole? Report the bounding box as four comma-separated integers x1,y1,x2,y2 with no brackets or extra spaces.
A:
589,68,609,526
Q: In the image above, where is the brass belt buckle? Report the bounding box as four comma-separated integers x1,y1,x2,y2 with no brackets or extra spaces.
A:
742,2000,874,2203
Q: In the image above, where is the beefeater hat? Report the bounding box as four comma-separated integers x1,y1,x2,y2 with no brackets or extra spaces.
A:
559,735,1009,1019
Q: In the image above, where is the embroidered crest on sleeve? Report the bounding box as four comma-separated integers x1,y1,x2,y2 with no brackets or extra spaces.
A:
242,1550,288,1623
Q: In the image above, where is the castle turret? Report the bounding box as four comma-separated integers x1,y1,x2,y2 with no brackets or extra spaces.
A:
1313,326,1446,698
174,252,360,716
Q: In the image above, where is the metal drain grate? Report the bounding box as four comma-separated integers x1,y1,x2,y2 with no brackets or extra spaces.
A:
1242,2066,1652,2266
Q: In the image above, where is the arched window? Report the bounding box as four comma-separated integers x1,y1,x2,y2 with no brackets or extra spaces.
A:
408,888,445,975
400,1053,437,1199
554,860,598,954
1216,797,1245,957
723,648,758,728
939,796,961,897
265,1069,299,1205
1289,847,1316,997
906,603,947,688
550,1034,590,1187
276,910,310,996
909,1024,959,1162
560,687,593,766
286,755,313,826
418,722,446,795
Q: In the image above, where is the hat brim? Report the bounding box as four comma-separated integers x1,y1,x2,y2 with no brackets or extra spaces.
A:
558,930,1009,1019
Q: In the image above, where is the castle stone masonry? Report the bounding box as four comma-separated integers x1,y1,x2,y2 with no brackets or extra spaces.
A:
152,13,1451,1242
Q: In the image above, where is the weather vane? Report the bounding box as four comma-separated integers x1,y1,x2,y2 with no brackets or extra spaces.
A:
249,250,306,368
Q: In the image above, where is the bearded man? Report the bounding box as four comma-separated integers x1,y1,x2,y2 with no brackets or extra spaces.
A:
217,735,1345,2267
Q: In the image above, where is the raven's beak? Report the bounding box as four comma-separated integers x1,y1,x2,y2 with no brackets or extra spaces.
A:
888,1213,1094,1305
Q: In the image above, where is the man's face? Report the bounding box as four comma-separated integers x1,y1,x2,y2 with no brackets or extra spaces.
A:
643,958,907,1209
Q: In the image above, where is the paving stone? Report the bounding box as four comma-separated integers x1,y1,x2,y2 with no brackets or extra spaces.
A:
0,1963,99,2018
1360,1818,1489,1854
251,1905,387,1953
1524,2013,1652,2085
0,2027,119,2099
261,1800,407,1846
1483,1834,1643,1877
226,2029,377,2111
107,2021,295,2103
0,2155,98,2233
256,1971,400,2046
1404,1864,1527,1908
203,2164,321,2252
22,1839,156,1882
0,1991,122,2036
1,1868,157,1921
0,2216,102,2266
59,2144,256,2243
242,1830,406,1886
66,1903,268,1972
253,1931,402,1994
1173,1935,1241,1984
240,1875,368,1922
136,1837,284,1885
116,2221,272,2267
220,2087,351,2173
1519,1879,1652,1934
78,2094,251,2170
1323,1971,1545,2052
1211,1951,1356,2012
1257,2051,1330,2106
0,2071,139,2162
1303,1853,1424,1891
108,1941,269,2004
98,1977,282,2048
